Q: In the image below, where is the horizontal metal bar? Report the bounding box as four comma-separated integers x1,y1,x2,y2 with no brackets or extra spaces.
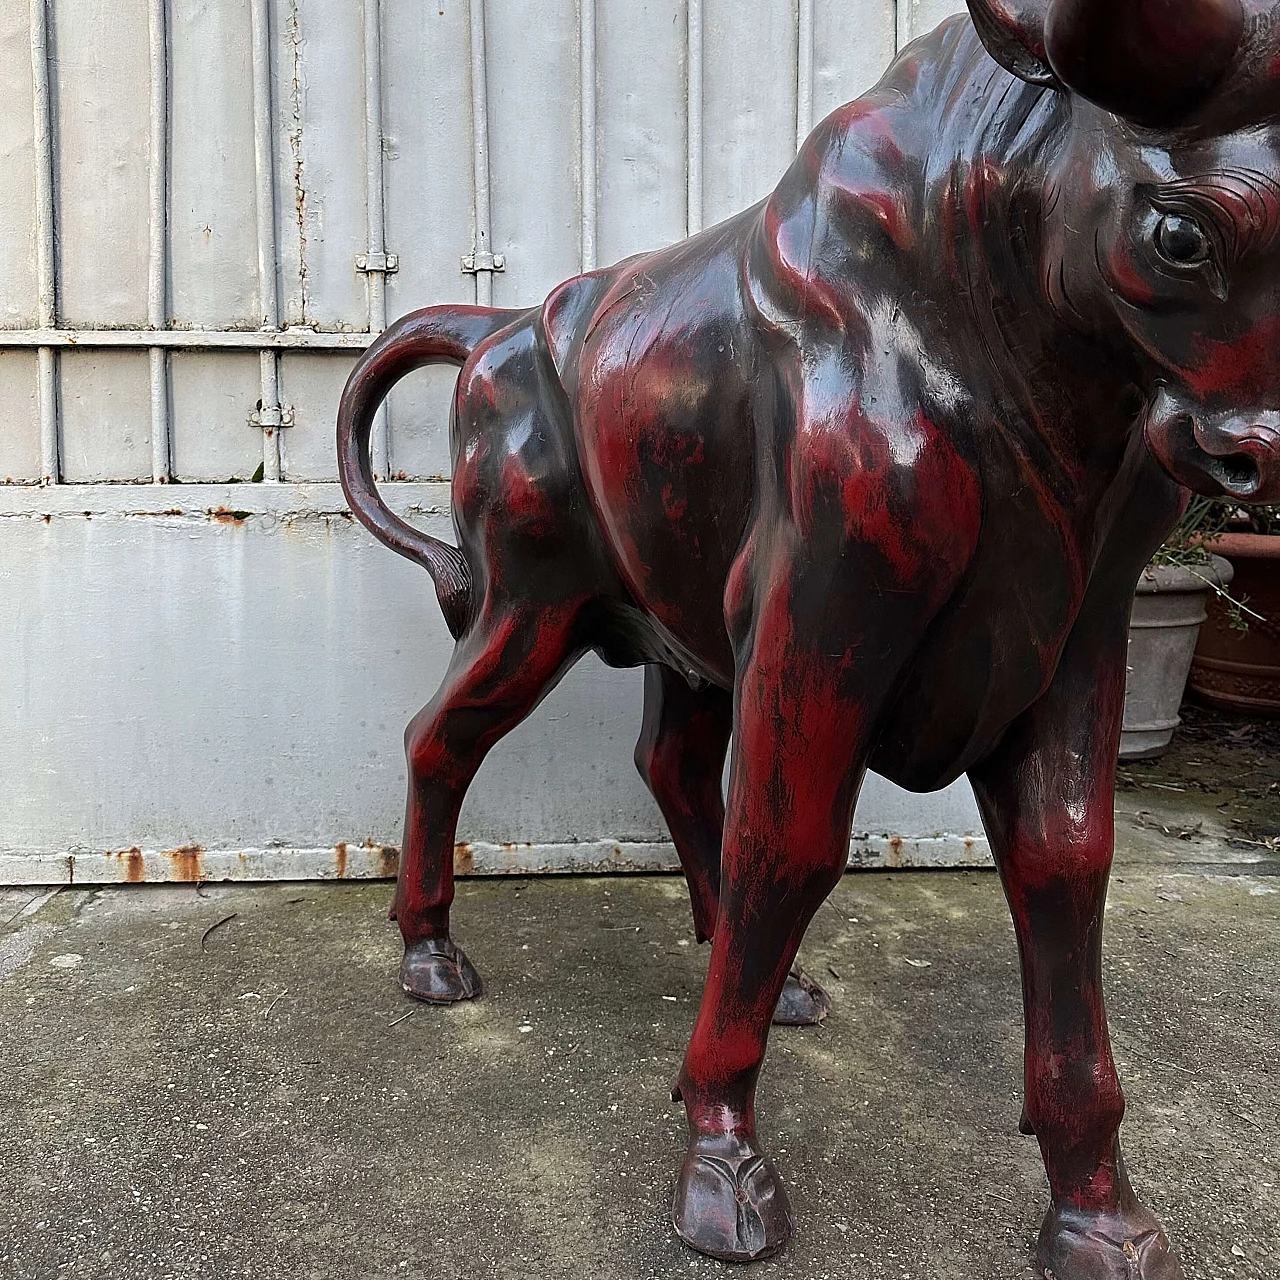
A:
0,329,374,351
0,480,452,518
0,833,993,887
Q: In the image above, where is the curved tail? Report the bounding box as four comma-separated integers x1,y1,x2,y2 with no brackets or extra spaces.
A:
338,305,518,638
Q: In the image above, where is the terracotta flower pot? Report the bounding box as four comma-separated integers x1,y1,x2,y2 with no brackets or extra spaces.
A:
1189,533,1280,717
1121,557,1233,760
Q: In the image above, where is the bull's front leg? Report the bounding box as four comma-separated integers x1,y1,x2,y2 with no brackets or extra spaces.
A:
669,487,974,1261
669,576,871,1262
971,614,1184,1280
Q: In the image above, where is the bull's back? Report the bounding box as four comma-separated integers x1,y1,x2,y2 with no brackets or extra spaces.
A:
550,213,765,685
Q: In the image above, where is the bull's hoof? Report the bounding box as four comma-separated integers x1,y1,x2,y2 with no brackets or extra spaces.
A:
400,938,484,1004
772,962,832,1027
673,1136,793,1263
1038,1201,1185,1280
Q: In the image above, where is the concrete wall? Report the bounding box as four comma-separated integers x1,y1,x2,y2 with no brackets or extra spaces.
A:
0,0,984,883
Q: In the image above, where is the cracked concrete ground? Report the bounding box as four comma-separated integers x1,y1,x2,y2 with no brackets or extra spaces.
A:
0,787,1277,1280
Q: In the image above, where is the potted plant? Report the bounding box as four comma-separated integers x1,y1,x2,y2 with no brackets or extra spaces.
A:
1190,503,1280,716
1120,498,1235,760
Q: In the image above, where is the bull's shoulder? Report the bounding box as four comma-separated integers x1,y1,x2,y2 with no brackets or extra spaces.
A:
783,381,983,604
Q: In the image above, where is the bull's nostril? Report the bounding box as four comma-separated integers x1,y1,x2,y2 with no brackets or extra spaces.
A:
1211,453,1260,494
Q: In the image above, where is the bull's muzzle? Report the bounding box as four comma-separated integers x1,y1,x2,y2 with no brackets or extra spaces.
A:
1144,390,1280,505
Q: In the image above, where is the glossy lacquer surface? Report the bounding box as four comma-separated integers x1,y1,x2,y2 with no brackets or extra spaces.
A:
338,2,1280,1272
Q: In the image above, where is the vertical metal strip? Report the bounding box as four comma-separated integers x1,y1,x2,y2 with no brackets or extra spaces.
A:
687,0,704,236
579,0,597,272
30,0,58,484
796,0,815,150
148,0,171,483
363,0,390,478
250,0,282,480
469,0,494,307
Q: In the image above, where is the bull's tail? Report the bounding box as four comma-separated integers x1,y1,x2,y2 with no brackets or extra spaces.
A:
337,305,519,638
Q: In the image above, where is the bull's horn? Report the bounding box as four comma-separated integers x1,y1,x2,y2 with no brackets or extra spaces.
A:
966,0,1061,87
1044,0,1245,124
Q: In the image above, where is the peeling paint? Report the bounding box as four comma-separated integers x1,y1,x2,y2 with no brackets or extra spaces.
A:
284,0,310,325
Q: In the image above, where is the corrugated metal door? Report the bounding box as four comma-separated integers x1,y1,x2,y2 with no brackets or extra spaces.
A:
0,0,984,883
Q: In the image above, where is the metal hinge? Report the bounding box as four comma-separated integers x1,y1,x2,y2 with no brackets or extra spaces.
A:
461,250,506,274
249,403,295,430
355,252,399,274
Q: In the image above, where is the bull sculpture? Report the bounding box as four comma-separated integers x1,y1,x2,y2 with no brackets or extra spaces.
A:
338,0,1280,1273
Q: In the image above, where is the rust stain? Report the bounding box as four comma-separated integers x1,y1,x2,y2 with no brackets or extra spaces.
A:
165,845,204,882
335,841,348,880
378,846,399,878
454,842,474,876
125,847,144,883
888,835,905,869
209,507,251,526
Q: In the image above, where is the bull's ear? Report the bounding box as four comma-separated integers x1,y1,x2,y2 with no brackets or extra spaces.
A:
967,0,1063,88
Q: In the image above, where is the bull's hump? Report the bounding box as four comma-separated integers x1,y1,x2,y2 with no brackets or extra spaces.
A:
539,271,617,398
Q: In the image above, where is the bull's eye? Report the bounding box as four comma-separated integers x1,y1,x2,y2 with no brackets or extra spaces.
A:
1155,213,1211,266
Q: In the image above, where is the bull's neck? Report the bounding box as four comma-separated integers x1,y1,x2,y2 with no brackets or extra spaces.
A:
914,46,1136,471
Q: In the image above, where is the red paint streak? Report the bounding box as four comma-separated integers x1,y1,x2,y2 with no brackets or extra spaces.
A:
498,454,560,538
790,407,981,600
1102,243,1157,308
761,200,846,330
840,185,915,252
661,484,688,523
1184,313,1280,402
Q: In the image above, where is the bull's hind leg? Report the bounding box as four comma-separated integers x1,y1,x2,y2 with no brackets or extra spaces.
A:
395,603,584,1002
634,663,831,1025
634,664,729,943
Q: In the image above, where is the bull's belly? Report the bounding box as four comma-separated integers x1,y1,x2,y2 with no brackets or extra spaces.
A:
869,666,1007,792
871,606,1070,791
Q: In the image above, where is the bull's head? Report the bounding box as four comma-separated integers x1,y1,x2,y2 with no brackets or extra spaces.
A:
969,0,1280,504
